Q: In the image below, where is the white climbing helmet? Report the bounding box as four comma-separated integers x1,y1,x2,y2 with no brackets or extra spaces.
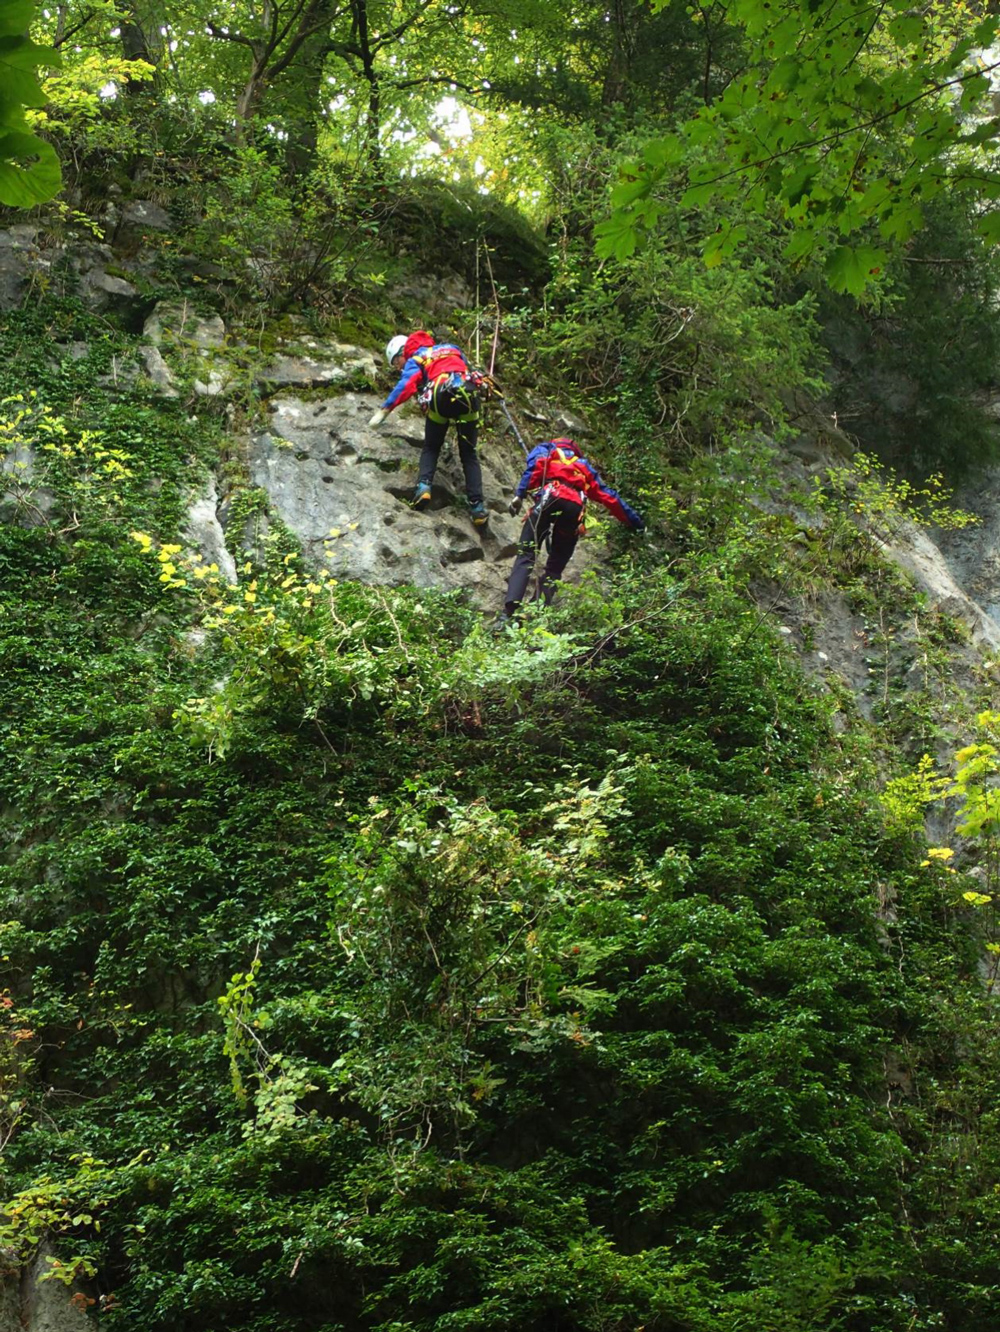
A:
385,335,407,366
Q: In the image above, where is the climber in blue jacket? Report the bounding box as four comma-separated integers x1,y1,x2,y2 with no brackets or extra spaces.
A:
499,438,643,621
368,330,488,526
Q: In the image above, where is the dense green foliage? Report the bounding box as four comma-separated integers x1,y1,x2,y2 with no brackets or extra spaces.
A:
0,0,60,205
1,286,1000,1328
2,0,1000,1327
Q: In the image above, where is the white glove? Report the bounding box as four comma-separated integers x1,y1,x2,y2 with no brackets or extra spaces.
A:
368,408,388,428
508,496,523,516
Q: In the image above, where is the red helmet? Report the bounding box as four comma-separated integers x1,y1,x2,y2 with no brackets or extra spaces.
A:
403,330,435,359
550,437,579,455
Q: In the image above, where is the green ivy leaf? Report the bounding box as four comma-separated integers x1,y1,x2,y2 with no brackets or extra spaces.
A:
0,1,34,38
976,212,1000,246
0,129,62,206
609,174,650,209
594,216,637,261
680,180,717,210
703,222,747,269
825,244,887,296
641,134,681,168
0,36,58,108
888,15,923,45
878,202,922,244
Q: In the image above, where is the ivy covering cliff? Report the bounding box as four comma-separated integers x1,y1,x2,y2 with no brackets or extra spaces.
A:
3,1,1000,1329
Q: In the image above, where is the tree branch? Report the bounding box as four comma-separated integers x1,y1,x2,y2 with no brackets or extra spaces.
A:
393,74,482,96
690,60,1000,193
206,21,258,51
51,9,97,49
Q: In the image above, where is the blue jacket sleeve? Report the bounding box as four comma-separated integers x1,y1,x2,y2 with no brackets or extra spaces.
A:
580,460,644,529
515,445,551,498
381,355,425,411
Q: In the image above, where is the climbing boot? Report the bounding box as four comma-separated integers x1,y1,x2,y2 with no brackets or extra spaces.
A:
492,603,518,632
412,482,432,510
469,499,489,527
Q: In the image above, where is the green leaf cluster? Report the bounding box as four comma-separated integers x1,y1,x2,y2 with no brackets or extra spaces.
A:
0,0,61,206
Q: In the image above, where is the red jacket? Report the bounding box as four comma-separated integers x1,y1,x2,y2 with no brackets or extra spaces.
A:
381,340,473,412
515,439,644,528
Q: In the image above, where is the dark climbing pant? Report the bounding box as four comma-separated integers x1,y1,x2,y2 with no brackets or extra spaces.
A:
504,496,583,611
419,416,483,505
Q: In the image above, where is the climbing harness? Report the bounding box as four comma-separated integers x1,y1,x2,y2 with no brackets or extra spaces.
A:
419,369,480,423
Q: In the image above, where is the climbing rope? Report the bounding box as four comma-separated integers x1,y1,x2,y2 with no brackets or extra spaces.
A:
474,237,531,457
499,397,530,456
481,242,502,377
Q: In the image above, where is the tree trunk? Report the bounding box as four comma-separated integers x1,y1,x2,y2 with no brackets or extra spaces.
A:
364,76,382,170
281,3,339,177
236,56,270,131
600,0,640,109
118,1,165,92
352,0,382,172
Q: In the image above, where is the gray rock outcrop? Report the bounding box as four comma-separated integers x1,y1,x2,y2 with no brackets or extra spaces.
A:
0,1244,93,1332
0,226,147,320
144,301,226,351
246,395,527,603
0,226,40,309
258,338,376,390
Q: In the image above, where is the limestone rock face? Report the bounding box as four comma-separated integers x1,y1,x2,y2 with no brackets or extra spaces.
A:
0,226,148,321
120,200,174,233
0,227,622,612
876,521,1000,651
763,436,1000,730
138,344,179,397
387,273,475,321
0,1268,18,1332
931,467,1000,640
0,226,39,309
246,394,527,603
0,1244,94,1332
139,306,378,399
257,336,377,390
0,441,51,526
143,301,227,351
184,476,238,585
83,267,139,309
142,301,231,396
